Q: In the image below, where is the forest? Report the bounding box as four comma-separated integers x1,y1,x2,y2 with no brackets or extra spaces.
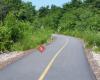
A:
0,0,100,53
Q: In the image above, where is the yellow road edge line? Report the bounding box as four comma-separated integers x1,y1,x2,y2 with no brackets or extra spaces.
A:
38,41,68,80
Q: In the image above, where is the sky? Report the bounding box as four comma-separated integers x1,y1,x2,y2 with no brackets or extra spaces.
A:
22,0,71,9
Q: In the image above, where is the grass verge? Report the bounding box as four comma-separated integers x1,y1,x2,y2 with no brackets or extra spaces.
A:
11,28,53,51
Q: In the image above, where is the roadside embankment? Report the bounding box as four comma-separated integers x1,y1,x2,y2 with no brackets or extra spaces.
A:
86,49,100,80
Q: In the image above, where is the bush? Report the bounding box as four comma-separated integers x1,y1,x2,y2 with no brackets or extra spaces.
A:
11,28,53,51
0,26,12,51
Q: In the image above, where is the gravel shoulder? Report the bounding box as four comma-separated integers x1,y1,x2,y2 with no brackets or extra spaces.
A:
86,49,100,80
0,49,35,69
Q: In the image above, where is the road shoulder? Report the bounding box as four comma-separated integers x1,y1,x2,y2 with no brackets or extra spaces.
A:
85,49,100,80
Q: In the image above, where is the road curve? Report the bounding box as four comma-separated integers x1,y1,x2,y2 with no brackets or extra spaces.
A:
0,34,96,80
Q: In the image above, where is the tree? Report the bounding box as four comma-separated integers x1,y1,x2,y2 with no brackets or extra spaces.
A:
38,6,49,17
85,0,94,3
0,0,9,22
16,2,36,22
3,0,22,10
94,0,100,8
71,0,82,7
63,3,73,12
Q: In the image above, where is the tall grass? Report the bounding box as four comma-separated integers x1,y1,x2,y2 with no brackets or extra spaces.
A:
11,28,53,51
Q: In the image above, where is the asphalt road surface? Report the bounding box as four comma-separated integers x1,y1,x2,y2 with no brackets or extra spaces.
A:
0,34,96,80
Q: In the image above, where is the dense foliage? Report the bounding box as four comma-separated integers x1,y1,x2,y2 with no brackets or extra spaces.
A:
0,0,100,53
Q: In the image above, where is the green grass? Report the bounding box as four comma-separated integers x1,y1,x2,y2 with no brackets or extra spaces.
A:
11,28,53,51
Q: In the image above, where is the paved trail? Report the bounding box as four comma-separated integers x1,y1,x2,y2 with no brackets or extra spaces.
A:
0,34,96,80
